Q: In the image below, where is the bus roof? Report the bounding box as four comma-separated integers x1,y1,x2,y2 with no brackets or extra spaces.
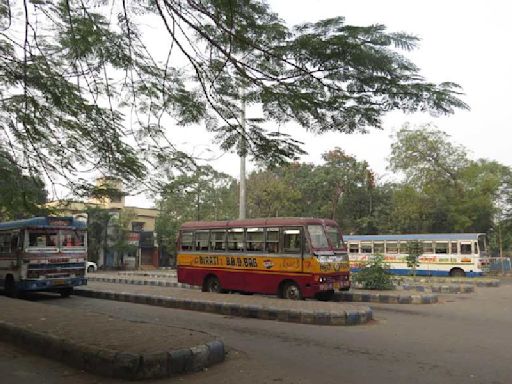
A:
0,217,87,231
180,217,339,230
344,233,485,242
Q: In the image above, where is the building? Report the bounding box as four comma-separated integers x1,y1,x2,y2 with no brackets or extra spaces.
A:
47,177,160,269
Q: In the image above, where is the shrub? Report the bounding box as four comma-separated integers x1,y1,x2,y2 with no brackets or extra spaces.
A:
353,254,394,290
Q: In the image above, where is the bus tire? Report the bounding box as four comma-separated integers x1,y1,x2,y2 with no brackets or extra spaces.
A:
87,266,95,273
4,275,18,298
203,275,225,293
280,281,303,300
450,268,466,277
315,290,334,302
60,288,74,298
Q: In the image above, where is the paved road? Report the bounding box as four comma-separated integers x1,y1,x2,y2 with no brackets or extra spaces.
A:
1,281,511,384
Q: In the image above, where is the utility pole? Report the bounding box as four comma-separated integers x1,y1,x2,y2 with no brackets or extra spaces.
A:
239,87,247,219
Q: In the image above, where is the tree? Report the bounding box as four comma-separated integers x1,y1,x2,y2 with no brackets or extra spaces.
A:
406,240,422,276
0,150,48,220
1,1,468,194
156,165,237,258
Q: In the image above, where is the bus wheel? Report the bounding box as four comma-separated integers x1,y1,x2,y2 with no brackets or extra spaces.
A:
87,266,95,273
4,275,18,298
450,268,466,277
281,281,303,300
204,275,224,293
315,290,335,302
60,288,74,298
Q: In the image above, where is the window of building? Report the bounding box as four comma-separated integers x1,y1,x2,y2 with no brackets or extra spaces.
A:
210,230,226,251
110,195,122,203
0,234,10,253
131,222,145,232
180,231,194,251
435,242,448,254
266,228,279,253
195,231,209,251
386,242,398,254
460,243,472,255
227,228,244,251
374,242,384,254
348,242,359,254
282,228,302,254
361,242,372,253
423,242,433,254
246,228,264,252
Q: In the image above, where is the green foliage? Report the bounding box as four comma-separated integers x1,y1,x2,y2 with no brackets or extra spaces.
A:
0,1,467,194
156,166,237,258
353,255,394,290
406,240,422,276
0,151,48,221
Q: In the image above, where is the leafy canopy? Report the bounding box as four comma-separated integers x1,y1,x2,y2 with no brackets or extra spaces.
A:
0,0,468,194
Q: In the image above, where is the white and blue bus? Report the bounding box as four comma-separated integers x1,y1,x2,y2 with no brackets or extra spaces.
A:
344,233,489,277
0,216,88,297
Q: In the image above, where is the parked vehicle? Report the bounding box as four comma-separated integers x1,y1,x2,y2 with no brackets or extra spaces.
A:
344,233,490,277
0,216,88,297
176,217,350,300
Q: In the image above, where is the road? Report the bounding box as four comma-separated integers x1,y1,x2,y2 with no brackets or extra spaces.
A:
1,280,511,384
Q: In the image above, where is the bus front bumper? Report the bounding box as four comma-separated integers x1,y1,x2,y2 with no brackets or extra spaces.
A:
18,277,88,291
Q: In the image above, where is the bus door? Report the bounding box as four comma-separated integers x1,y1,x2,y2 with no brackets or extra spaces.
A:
280,227,303,273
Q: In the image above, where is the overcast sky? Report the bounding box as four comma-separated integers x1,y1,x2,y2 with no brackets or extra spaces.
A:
124,0,512,207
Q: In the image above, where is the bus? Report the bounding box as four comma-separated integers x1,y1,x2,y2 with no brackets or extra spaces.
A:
0,216,88,297
176,218,350,300
344,233,490,277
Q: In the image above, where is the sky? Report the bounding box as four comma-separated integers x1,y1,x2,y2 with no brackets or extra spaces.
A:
122,0,512,208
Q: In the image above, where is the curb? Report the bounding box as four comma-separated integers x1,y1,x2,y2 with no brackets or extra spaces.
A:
0,319,224,380
392,277,500,287
75,289,373,326
399,284,474,294
336,291,438,304
88,276,195,290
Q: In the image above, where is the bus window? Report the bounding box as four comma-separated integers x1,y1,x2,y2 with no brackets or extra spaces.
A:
266,228,279,253
180,231,194,251
435,242,448,254
460,243,472,255
195,231,209,251
325,226,343,249
348,242,359,254
450,242,458,254
386,242,398,254
423,242,433,254
478,235,486,253
0,234,10,253
399,242,408,254
374,242,384,254
361,242,372,253
246,228,264,252
474,241,478,255
60,231,85,248
282,228,301,254
28,230,58,248
210,230,226,251
227,228,244,251
307,225,329,249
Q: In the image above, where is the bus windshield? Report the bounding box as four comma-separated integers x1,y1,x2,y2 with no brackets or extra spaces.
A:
307,225,329,249
325,226,343,249
60,230,86,248
28,230,58,248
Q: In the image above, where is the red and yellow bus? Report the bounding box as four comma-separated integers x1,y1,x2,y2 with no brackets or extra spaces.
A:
176,217,350,300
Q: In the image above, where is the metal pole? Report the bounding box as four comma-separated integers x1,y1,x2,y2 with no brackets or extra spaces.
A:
239,87,247,219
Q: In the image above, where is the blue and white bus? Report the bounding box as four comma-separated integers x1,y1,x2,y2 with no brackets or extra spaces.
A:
0,216,88,297
344,233,489,277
